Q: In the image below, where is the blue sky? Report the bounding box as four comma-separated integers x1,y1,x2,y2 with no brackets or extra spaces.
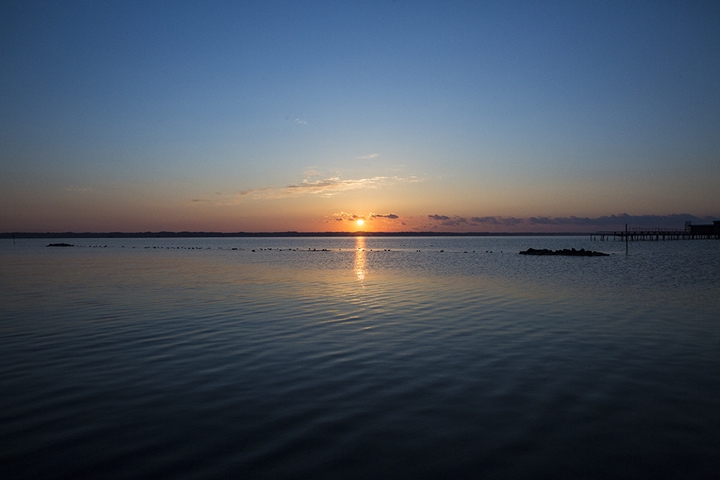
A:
1,0,719,232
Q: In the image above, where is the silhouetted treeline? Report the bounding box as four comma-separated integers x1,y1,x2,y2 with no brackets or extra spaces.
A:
1,231,585,239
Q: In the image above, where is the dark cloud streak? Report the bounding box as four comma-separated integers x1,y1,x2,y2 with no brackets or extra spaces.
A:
428,213,715,230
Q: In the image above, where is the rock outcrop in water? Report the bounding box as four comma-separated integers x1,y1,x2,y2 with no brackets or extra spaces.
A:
519,247,609,257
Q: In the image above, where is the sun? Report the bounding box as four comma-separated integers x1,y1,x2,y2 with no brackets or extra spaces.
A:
356,219,364,226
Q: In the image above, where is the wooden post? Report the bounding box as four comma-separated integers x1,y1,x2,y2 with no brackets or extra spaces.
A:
625,224,628,255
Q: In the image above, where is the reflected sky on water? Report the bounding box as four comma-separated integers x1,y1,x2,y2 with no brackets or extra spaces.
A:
1,237,719,479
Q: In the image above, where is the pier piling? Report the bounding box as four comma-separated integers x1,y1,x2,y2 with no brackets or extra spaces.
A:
594,222,720,242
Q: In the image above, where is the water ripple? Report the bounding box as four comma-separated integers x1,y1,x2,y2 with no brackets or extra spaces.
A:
2,237,719,479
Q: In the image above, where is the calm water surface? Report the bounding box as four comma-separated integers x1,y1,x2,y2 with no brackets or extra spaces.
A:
1,237,719,479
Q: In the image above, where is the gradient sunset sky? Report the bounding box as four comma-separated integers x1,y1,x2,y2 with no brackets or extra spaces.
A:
1,1,719,233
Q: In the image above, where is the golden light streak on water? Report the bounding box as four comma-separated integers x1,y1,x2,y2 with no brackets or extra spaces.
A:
354,236,367,283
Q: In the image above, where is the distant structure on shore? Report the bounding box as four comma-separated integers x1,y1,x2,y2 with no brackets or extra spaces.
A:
687,220,720,236
593,220,720,241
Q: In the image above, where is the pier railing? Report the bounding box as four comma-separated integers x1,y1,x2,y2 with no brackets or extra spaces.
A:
592,228,719,241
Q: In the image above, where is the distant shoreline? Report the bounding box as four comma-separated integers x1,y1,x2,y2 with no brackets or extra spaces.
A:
2,231,589,239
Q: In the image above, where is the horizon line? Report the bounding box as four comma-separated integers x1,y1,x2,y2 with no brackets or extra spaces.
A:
2,231,604,239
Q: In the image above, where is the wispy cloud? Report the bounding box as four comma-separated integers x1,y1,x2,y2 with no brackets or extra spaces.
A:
470,216,523,226
228,175,421,202
333,211,365,221
400,175,423,183
371,213,399,220
328,211,402,223
525,213,715,228
284,176,389,196
295,118,307,125
236,187,273,197
358,153,379,159
207,174,424,206
428,214,468,226
304,168,322,178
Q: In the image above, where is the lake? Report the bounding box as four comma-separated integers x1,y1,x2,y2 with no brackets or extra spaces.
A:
2,236,719,479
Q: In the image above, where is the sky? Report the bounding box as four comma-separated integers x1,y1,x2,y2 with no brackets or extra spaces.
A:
1,0,719,233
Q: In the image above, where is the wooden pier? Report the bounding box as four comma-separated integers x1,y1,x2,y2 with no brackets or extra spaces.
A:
591,229,718,241
592,221,720,241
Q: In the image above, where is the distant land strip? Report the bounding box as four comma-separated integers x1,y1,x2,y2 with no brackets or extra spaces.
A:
1,231,590,239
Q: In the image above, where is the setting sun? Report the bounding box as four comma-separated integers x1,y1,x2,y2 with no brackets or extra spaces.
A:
356,219,364,226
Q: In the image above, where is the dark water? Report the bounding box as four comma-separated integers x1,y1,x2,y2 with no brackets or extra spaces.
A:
2,237,719,479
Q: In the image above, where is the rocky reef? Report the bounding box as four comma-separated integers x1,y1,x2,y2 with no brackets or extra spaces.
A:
519,247,609,257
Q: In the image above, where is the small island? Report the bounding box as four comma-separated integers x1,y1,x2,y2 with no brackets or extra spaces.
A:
519,247,609,257
46,243,74,247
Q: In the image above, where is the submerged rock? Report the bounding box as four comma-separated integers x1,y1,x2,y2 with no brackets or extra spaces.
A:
519,247,609,257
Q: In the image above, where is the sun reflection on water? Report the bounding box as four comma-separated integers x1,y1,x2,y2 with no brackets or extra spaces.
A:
354,237,366,283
